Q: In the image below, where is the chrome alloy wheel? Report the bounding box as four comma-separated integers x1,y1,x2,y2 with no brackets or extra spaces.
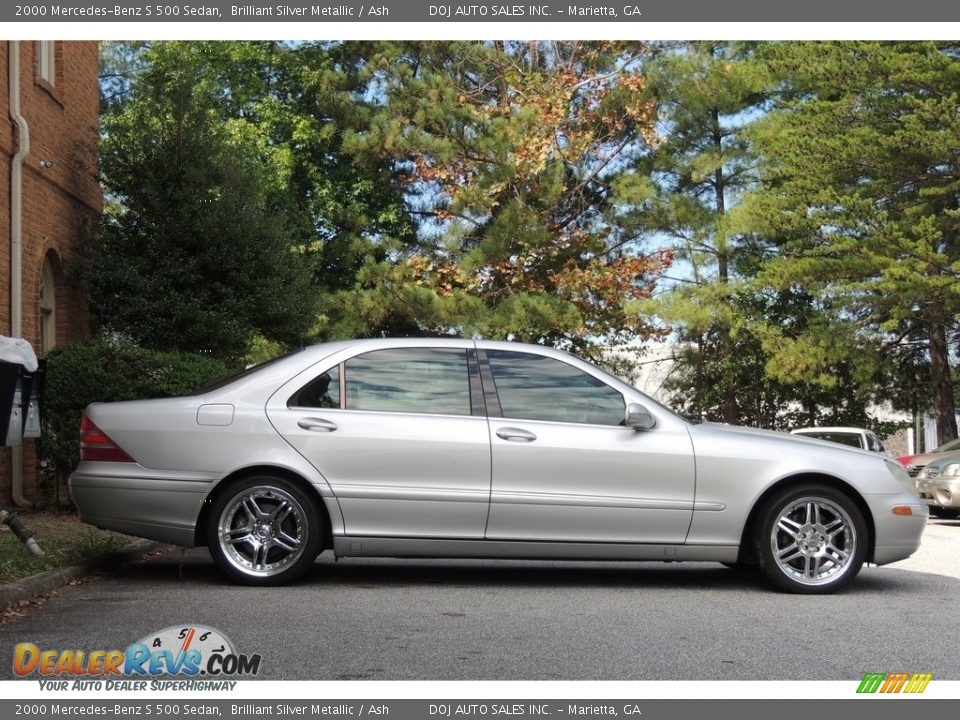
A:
217,486,309,578
769,496,857,586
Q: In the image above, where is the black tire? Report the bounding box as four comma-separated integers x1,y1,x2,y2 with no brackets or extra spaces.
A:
753,483,868,594
207,475,323,586
930,507,960,519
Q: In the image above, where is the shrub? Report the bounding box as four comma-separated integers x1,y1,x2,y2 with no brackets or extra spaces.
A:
39,339,231,499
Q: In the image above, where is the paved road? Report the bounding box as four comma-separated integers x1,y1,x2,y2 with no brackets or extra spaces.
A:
2,519,958,681
888,518,960,579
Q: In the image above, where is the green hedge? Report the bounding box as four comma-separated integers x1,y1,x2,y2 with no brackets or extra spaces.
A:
39,340,231,496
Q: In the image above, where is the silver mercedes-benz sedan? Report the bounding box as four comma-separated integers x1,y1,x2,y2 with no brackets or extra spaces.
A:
69,338,926,593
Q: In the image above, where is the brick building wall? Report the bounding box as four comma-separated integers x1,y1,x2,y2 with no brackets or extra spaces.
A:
1,41,101,506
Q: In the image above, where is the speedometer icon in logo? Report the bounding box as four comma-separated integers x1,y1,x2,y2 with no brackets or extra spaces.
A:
137,625,235,672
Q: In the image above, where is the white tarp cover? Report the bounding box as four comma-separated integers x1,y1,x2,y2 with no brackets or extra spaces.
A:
0,336,38,372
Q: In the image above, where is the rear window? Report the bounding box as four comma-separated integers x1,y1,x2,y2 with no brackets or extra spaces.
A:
187,350,306,395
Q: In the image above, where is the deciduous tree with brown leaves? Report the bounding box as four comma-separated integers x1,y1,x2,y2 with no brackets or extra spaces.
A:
321,41,672,363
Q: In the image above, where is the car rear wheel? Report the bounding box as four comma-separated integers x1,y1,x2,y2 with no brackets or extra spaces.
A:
207,475,322,586
754,484,867,594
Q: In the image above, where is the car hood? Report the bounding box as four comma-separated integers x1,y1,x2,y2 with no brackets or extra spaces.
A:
904,452,933,468
691,421,878,459
683,421,909,497
912,450,960,470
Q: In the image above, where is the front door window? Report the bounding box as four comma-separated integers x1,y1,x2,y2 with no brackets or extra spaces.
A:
486,350,625,426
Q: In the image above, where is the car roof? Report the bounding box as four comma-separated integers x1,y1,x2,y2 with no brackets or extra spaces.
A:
291,337,586,362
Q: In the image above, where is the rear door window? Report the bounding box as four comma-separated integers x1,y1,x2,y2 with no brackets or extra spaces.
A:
345,348,472,416
288,366,340,409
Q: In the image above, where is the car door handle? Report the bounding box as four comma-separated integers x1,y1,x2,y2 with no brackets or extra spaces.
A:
496,427,537,443
297,417,339,433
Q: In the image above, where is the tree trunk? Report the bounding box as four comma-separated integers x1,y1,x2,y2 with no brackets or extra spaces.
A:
711,105,738,425
929,320,958,444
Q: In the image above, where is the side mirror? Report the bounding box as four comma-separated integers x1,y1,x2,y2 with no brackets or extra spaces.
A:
625,403,656,430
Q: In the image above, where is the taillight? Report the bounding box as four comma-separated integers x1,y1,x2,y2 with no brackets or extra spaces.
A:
80,416,135,463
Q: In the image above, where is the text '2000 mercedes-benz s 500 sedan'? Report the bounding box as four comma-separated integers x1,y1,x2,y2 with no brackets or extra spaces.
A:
69,338,926,593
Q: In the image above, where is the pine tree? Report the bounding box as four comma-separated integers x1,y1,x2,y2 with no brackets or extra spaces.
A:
746,41,960,441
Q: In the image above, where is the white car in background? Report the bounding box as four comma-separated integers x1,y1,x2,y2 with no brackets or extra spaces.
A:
790,426,893,458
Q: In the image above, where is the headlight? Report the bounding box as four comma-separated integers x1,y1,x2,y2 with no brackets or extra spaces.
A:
941,462,960,478
886,460,919,494
918,466,938,479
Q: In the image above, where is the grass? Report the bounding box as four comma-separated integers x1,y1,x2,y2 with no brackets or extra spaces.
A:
0,510,135,584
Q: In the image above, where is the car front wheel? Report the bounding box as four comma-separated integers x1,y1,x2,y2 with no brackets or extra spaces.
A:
207,475,322,586
754,484,868,594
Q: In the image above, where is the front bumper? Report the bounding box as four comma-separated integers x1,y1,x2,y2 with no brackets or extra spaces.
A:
864,492,928,565
69,462,215,547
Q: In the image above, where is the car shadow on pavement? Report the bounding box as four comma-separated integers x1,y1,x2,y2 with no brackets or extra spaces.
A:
111,547,950,595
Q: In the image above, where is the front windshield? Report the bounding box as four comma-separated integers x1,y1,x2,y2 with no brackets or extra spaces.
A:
934,437,960,453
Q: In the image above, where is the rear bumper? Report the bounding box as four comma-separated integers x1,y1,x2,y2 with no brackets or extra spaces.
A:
69,462,215,547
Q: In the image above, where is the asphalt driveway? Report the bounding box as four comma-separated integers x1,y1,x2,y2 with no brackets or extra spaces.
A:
1,519,958,681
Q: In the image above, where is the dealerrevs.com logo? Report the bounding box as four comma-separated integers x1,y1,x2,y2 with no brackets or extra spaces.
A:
13,625,261,690
857,672,933,694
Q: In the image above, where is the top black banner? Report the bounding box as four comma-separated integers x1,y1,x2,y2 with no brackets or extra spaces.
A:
7,0,960,23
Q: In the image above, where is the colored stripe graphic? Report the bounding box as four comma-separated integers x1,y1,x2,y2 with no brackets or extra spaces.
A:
857,673,886,693
857,672,931,694
881,673,907,693
905,673,933,693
